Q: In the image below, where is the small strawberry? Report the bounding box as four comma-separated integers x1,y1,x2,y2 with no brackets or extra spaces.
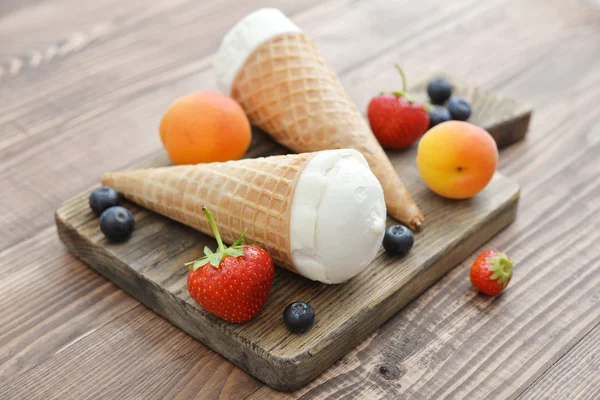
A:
186,206,274,323
367,65,430,149
470,250,513,295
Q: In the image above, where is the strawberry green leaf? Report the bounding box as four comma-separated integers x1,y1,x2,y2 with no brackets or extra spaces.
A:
232,229,248,247
185,207,250,270
225,247,246,258
192,257,211,271
208,253,223,267
487,253,514,288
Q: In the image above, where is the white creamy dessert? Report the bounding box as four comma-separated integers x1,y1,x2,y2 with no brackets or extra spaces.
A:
215,8,300,94
290,149,386,283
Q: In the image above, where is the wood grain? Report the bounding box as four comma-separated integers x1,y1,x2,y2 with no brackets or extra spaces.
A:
0,304,263,400
518,323,600,400
0,226,138,378
54,137,519,390
2,0,600,397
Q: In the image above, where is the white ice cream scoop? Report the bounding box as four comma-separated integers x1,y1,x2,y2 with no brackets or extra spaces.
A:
290,149,386,283
215,8,301,94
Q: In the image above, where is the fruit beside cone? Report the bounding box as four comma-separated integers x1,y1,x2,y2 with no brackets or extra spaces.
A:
102,152,313,273
187,206,274,323
215,8,424,230
102,149,388,284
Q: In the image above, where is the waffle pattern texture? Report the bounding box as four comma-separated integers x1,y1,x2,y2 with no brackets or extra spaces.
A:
101,153,316,271
230,32,423,229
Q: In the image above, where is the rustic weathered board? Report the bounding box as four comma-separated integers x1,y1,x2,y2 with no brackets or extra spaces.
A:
410,73,533,148
56,117,520,391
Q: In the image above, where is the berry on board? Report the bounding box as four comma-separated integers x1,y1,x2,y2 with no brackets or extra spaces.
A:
186,207,274,323
100,206,134,243
89,187,119,216
367,65,430,150
427,78,453,105
283,301,315,333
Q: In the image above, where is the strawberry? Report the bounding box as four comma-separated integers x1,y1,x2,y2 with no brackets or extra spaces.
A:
470,250,514,295
186,206,274,323
367,65,430,149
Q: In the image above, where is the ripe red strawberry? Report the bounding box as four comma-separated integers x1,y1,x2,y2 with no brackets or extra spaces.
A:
186,207,274,323
367,65,430,149
470,250,513,295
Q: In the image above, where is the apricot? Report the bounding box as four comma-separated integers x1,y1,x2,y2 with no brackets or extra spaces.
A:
416,121,498,199
160,92,251,165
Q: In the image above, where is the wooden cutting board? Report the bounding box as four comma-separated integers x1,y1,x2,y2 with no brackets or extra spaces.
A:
55,76,525,392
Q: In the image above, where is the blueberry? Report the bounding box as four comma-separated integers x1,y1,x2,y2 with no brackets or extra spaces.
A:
100,206,135,242
447,97,472,121
383,225,414,257
89,187,120,216
283,302,315,333
428,106,452,128
427,78,453,105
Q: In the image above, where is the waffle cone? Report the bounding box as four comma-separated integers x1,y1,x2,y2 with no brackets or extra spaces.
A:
230,32,424,230
101,153,316,272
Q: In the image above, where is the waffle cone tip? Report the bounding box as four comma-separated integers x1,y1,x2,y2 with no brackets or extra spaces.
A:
411,217,424,232
101,173,114,188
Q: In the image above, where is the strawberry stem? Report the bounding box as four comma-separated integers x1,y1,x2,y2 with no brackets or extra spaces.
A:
390,91,415,102
185,206,248,271
394,64,407,93
203,206,225,253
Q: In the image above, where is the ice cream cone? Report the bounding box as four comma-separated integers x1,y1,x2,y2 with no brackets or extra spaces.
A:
102,149,387,284
215,8,424,230
102,152,312,272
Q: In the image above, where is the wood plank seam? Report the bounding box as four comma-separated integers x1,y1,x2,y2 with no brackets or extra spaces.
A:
514,320,600,400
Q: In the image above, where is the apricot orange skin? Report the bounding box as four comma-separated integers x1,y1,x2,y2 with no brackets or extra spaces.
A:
160,92,251,165
416,121,498,199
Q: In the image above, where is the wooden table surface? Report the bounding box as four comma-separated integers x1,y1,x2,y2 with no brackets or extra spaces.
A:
1,0,599,399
